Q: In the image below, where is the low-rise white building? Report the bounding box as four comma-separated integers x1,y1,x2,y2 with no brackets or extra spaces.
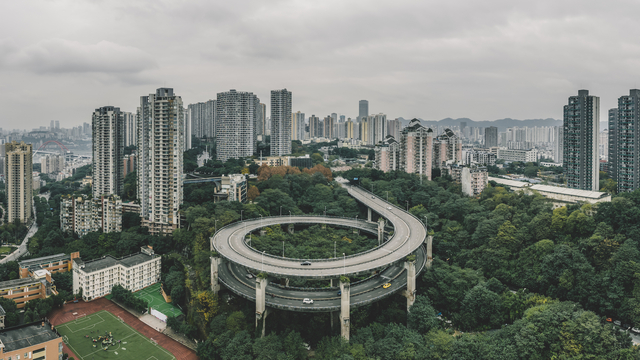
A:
497,148,538,162
72,246,161,301
220,174,247,202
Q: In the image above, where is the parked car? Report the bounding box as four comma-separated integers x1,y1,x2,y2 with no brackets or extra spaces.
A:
302,298,313,304
631,327,640,334
606,318,613,323
614,320,622,326
300,261,312,266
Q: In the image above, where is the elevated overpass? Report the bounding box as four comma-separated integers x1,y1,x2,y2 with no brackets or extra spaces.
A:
211,184,432,339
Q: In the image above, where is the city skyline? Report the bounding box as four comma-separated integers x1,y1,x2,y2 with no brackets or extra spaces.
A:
3,1,640,128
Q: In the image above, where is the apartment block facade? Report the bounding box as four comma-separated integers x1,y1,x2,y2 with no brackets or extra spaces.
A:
374,136,400,172
92,106,124,198
216,90,260,162
271,89,292,156
60,194,122,237
614,89,640,192
4,141,32,224
292,111,305,141
137,88,184,234
563,89,600,191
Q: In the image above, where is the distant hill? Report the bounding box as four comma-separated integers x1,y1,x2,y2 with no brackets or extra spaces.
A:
396,117,562,132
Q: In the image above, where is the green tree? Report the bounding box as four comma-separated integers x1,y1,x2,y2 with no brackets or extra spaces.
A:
407,295,439,334
457,284,503,330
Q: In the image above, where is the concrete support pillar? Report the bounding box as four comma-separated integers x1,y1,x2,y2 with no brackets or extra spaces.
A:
377,218,386,246
285,278,290,287
339,280,351,340
211,257,222,294
426,235,433,269
368,208,372,222
261,308,268,338
255,277,268,329
287,224,295,234
403,261,416,312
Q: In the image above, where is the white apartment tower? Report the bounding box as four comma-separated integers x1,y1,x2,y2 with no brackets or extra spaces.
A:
123,112,136,147
4,141,32,224
271,89,292,156
292,111,305,141
137,88,184,235
92,106,124,198
216,90,260,162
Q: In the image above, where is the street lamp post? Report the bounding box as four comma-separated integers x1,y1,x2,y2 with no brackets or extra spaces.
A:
240,210,244,222
406,200,409,211
262,251,265,272
386,191,389,201
334,241,336,259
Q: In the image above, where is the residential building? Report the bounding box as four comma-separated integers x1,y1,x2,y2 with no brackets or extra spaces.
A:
554,126,564,164
292,111,305,141
188,100,216,139
399,119,433,180
449,165,488,196
19,252,80,279
374,136,400,172
608,108,618,181
0,320,63,359
96,195,123,233
324,116,334,139
387,118,401,140
72,246,161,301
4,141,32,224
216,90,260,162
124,111,136,147
309,115,321,138
60,194,122,237
92,106,124,198
0,272,56,308
372,113,387,145
137,88,184,235
484,126,498,148
615,89,640,193
345,118,355,140
123,153,136,177
464,150,497,166
360,118,370,144
563,89,600,191
257,103,266,137
289,155,313,168
270,89,292,156
497,148,539,162
220,174,247,202
40,154,64,174
433,129,462,168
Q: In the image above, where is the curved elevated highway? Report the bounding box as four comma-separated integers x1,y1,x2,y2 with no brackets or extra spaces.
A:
212,185,427,278
210,184,431,339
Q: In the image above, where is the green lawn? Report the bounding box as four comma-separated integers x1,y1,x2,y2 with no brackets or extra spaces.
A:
135,283,183,318
56,310,175,360
0,247,14,254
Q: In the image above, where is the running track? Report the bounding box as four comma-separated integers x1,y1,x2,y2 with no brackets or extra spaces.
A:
48,298,198,360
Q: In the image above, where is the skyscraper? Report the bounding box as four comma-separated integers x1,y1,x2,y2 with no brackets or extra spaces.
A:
292,111,305,141
372,113,387,144
608,108,618,181
137,88,184,235
92,106,124,198
484,126,498,148
4,141,32,224
188,100,216,139
216,89,260,162
563,89,599,191
387,118,401,140
258,103,266,136
614,89,640,192
553,126,564,163
359,100,368,120
309,115,320,138
271,89,292,156
399,119,433,180
123,112,136,147
324,115,334,139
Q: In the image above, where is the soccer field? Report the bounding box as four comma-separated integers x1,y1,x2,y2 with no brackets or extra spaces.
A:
56,310,175,360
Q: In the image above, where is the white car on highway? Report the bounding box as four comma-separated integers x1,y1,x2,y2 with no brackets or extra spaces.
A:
302,298,313,304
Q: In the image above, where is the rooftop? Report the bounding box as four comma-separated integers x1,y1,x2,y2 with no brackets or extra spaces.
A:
488,176,531,188
19,253,69,271
0,277,45,290
76,252,157,274
529,184,609,200
0,321,60,352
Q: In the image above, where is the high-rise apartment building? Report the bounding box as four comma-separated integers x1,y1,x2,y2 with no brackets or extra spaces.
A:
399,119,433,180
387,119,401,141
375,136,400,172
270,89,292,156
216,90,260,162
258,103,266,136
4,141,32,224
484,126,498,148
40,154,64,174
137,88,184,235
292,111,305,141
371,114,387,145
92,106,124,198
188,100,216,139
553,126,564,163
309,115,321,138
360,117,370,144
123,112,136,147
563,89,599,191
323,116,334,139
614,89,640,193
359,100,368,120
433,129,462,168
608,108,618,181
345,118,355,140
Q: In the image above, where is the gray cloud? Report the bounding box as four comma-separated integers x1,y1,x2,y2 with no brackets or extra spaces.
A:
2,0,640,128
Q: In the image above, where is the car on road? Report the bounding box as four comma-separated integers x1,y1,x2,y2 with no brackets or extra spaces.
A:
387,207,392,210
245,274,253,279
300,261,312,266
372,196,375,199
632,327,640,334
383,283,391,289
302,298,313,304
614,320,622,326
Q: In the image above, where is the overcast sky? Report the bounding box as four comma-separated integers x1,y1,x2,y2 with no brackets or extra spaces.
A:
2,0,640,129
